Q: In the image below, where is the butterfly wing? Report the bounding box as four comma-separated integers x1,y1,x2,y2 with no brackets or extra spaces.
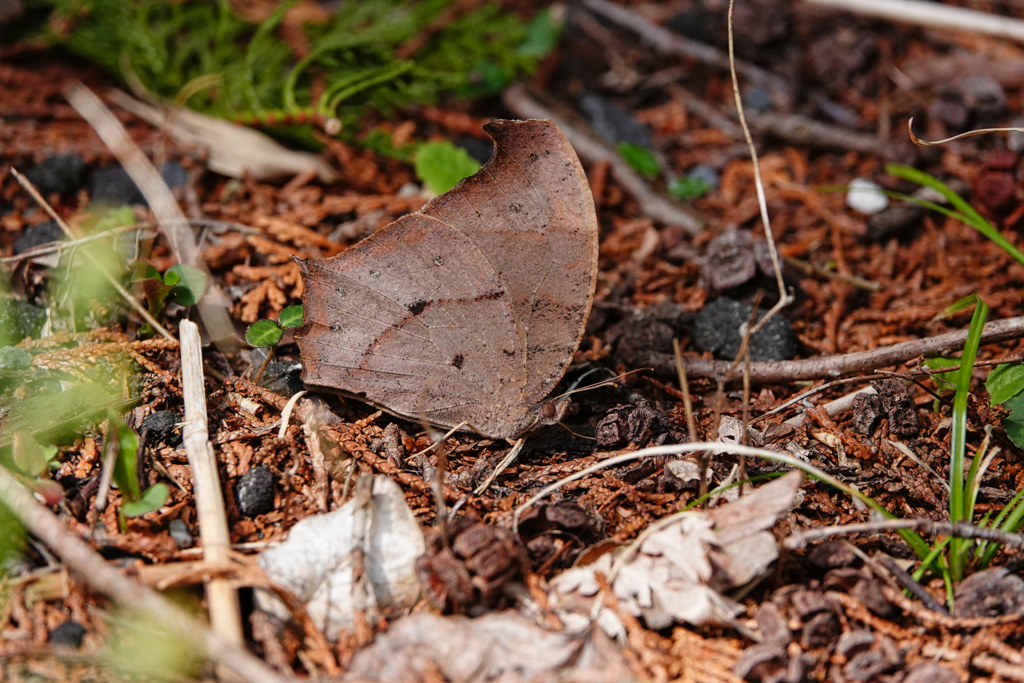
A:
297,213,527,437
420,120,599,408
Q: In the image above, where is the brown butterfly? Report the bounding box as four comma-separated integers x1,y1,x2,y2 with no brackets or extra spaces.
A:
296,120,599,440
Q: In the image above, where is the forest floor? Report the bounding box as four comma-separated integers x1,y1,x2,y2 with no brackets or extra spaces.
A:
5,1,1024,682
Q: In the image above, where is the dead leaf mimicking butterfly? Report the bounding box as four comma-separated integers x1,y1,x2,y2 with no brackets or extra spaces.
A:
296,119,599,440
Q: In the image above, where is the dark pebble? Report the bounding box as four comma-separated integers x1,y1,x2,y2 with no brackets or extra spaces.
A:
141,410,182,448
26,155,86,196
456,137,494,165
257,359,305,396
692,297,798,362
90,164,145,205
161,161,188,189
236,465,275,517
50,619,87,648
13,221,63,255
580,94,653,148
666,6,710,41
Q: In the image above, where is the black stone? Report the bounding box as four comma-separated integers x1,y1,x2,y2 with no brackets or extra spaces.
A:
26,155,86,196
141,410,182,447
579,94,653,148
257,360,305,396
13,221,63,254
692,297,798,362
236,465,275,517
50,619,86,648
161,161,188,189
456,138,494,165
90,164,145,205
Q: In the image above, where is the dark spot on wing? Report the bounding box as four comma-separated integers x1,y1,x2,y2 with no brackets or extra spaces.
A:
408,299,428,315
451,354,465,369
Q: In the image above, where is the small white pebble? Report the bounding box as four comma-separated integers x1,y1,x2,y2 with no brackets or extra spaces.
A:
846,178,889,215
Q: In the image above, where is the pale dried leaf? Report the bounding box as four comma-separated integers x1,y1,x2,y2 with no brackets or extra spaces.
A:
256,475,423,639
109,90,337,182
341,611,634,683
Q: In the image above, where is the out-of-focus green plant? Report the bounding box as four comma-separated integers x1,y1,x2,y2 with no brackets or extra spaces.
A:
414,140,480,194
106,411,168,523
29,0,562,148
106,609,199,680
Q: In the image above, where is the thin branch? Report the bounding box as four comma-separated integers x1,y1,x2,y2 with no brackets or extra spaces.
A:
680,314,1024,382
0,464,288,683
501,83,706,234
9,168,176,344
805,0,1024,43
583,0,787,93
785,518,1024,551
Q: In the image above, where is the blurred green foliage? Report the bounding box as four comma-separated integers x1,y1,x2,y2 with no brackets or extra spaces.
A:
28,0,560,150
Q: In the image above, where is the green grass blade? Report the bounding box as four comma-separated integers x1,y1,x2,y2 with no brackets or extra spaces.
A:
947,295,988,580
887,164,1024,269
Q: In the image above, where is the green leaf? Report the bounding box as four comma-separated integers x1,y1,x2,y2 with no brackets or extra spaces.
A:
246,319,283,347
617,143,660,178
166,264,207,307
415,140,481,195
1004,392,1024,451
13,432,55,477
986,363,1024,405
668,176,711,200
161,269,181,288
278,305,303,329
517,8,561,58
923,356,961,370
130,261,160,283
108,411,141,503
122,483,169,518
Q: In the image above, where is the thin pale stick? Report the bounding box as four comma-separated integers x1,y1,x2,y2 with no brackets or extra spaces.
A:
672,339,698,443
10,168,176,343
179,320,244,671
727,0,790,312
806,0,1024,43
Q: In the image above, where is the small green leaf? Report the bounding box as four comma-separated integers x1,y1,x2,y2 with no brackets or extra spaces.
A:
13,432,52,477
167,264,207,306
1004,392,1024,451
84,205,135,233
668,176,711,200
130,261,160,283
122,483,169,518
517,8,561,58
108,411,141,503
162,269,181,288
986,363,1024,405
617,143,660,178
415,140,481,195
246,319,283,347
923,356,961,370
278,305,303,329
